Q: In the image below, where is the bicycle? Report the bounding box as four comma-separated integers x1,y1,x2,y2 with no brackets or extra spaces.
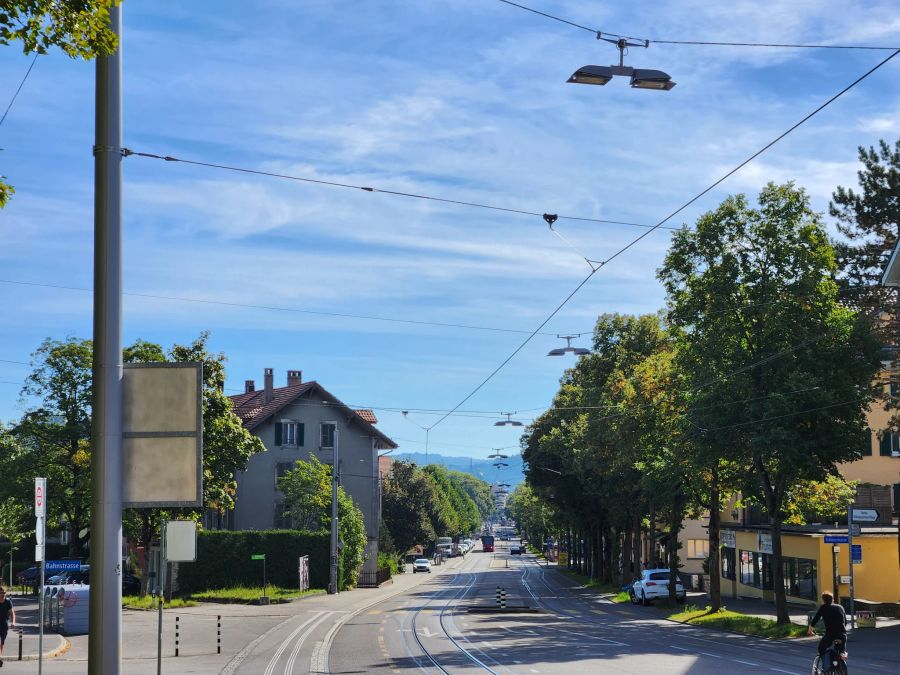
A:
811,637,848,675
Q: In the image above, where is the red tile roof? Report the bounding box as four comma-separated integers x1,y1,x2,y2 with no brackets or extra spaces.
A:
228,381,397,449
355,409,378,424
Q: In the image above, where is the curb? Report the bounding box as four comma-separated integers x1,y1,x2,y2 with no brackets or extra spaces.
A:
17,633,71,661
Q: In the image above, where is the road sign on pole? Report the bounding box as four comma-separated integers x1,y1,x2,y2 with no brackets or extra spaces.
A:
34,477,46,518
851,544,862,564
850,508,878,522
823,535,848,544
34,477,46,675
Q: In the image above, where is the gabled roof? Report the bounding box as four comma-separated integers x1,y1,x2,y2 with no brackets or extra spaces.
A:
229,381,397,449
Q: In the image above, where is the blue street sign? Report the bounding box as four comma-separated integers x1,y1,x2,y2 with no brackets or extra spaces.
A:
45,560,81,572
851,544,862,563
824,535,849,544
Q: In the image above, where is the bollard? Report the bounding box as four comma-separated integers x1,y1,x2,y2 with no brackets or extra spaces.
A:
18,628,22,661
175,615,179,657
495,586,501,607
500,588,507,609
217,615,221,654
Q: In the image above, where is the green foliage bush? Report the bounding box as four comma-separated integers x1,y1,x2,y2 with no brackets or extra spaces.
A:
177,530,329,593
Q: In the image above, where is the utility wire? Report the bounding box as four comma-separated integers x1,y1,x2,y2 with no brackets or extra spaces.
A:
0,278,564,336
496,0,900,50
123,150,675,232
425,47,899,433
0,53,37,128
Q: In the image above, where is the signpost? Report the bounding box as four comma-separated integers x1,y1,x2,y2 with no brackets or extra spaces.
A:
823,535,848,544
851,544,862,564
851,508,878,522
45,560,82,574
34,477,46,675
847,507,861,629
252,554,267,603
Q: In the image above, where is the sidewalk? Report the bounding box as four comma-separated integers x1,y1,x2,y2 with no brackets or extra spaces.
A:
1,595,69,662
704,593,900,663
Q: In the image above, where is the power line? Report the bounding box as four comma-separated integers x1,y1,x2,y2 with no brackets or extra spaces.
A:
0,278,567,337
496,0,900,50
123,149,676,232
425,47,899,432
0,53,37,128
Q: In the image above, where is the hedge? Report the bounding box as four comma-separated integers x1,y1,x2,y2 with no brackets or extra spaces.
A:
176,530,329,593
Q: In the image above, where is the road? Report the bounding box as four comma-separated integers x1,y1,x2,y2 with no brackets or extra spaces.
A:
9,539,894,673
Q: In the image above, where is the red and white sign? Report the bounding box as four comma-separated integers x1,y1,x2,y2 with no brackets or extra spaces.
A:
34,477,46,517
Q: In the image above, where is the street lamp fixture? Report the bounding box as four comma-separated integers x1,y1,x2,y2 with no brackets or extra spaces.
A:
488,450,509,460
494,412,523,427
548,334,591,357
568,37,675,91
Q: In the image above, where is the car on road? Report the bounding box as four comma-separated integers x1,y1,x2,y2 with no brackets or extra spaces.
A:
510,545,523,555
412,559,432,573
631,569,685,605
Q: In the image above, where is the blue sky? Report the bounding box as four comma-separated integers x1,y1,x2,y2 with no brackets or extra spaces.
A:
1,0,899,460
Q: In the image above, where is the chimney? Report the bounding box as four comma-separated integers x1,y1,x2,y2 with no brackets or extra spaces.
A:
244,379,255,394
264,368,274,402
287,370,302,386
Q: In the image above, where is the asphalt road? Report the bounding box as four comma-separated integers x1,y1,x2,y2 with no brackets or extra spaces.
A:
8,541,895,673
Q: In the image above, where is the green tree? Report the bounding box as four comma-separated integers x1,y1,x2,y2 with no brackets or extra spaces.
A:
783,475,858,526
660,182,881,623
278,455,366,590
0,496,32,587
1,0,120,208
448,471,494,522
381,461,438,555
8,338,93,555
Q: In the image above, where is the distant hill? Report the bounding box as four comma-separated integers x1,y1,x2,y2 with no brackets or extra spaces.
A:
392,452,524,489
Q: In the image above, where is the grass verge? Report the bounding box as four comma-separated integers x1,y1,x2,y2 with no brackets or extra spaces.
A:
667,605,808,639
557,568,623,595
188,586,325,604
122,595,197,610
611,590,632,603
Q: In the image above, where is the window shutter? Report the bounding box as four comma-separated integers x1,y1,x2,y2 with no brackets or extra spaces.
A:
880,431,892,456
297,423,305,447
893,483,900,515
275,422,282,446
865,430,873,456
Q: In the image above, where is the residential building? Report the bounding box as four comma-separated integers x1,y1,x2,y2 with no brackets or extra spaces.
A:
228,368,397,574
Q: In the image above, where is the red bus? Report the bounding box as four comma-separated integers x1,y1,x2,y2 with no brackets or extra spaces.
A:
481,535,495,552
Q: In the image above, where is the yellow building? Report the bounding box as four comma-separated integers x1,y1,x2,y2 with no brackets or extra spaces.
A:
718,525,899,606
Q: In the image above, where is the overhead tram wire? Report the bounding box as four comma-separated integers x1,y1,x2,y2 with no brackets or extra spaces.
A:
0,53,38,128
496,0,900,50
423,46,900,434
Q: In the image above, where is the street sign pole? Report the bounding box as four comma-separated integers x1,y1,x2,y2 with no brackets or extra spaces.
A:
847,506,855,630
329,428,340,595
35,477,46,675
157,521,166,675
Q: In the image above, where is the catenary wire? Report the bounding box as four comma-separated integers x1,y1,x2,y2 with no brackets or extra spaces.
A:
122,149,676,232
496,0,900,50
425,47,900,433
0,53,37,128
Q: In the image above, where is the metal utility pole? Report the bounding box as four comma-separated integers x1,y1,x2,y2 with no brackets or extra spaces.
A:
847,506,856,630
328,428,340,594
88,5,123,672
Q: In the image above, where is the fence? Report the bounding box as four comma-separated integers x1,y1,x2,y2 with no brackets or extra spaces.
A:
357,567,392,588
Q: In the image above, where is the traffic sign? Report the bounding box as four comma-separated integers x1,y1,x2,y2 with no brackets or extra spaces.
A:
851,544,862,564
251,554,266,560
851,508,878,522
45,560,81,573
850,524,860,537
34,477,46,517
824,535,848,544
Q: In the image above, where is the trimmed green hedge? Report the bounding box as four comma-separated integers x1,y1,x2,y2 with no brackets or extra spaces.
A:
177,530,329,593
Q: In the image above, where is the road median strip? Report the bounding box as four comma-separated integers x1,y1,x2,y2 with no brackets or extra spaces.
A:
666,605,808,639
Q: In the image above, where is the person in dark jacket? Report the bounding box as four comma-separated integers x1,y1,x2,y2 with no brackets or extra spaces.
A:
0,587,15,667
807,591,847,657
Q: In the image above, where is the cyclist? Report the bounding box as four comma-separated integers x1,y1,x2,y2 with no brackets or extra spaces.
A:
807,591,847,659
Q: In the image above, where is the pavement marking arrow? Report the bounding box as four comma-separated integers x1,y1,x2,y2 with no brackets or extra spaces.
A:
418,627,437,638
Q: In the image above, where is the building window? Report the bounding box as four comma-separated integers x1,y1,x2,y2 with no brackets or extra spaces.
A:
273,502,292,529
739,550,755,586
721,547,736,580
274,420,304,446
320,422,336,448
687,539,709,559
275,461,294,489
783,557,817,600
880,430,900,456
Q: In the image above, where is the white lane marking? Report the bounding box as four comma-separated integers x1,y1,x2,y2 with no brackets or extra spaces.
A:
264,612,328,675
670,646,690,651
529,670,540,674
417,627,437,639
734,659,760,666
483,641,494,648
698,651,722,658
769,670,800,675
284,611,333,675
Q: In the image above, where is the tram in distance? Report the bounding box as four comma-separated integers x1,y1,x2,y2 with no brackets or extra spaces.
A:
481,534,495,552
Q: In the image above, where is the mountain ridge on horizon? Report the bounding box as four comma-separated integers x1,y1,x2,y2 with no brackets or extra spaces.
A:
391,452,525,488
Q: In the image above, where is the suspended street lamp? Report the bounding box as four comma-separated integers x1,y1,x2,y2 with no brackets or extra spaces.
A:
494,412,523,427
548,334,591,357
568,37,675,91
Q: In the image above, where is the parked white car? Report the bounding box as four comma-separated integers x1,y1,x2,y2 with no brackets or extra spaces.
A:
631,569,685,605
412,559,432,573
